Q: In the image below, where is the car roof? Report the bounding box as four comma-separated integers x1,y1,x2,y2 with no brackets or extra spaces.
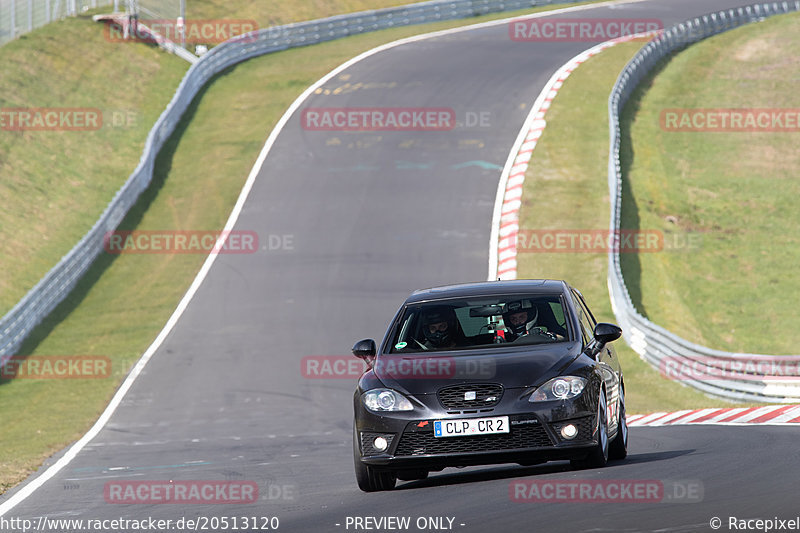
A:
405,279,570,303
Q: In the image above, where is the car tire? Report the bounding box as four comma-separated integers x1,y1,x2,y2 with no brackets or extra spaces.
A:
609,386,628,460
353,427,397,492
570,390,609,470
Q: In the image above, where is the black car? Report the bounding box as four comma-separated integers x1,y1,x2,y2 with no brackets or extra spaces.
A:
351,279,627,491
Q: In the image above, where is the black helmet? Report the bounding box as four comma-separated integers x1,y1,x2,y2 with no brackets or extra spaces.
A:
420,306,456,348
502,300,538,337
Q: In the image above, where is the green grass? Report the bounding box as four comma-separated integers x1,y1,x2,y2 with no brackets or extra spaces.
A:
620,12,800,355
515,41,757,414
0,15,188,314
187,0,425,27
0,1,603,495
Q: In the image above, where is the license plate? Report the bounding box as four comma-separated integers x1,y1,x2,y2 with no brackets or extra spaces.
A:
433,416,510,438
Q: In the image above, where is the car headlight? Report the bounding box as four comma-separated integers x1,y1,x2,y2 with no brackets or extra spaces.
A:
362,389,414,412
529,376,587,402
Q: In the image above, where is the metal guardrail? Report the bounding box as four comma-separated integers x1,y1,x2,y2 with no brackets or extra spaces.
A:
0,0,582,365
607,2,800,403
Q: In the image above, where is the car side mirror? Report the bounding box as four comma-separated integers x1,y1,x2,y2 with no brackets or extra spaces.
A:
352,338,377,360
593,323,622,345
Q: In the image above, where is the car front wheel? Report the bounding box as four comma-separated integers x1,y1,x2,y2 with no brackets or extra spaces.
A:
571,391,609,469
609,386,628,460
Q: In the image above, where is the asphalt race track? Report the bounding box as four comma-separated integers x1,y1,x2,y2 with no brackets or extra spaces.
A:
3,1,796,532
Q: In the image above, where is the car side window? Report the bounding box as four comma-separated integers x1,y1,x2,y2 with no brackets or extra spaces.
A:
395,312,414,345
574,291,598,328
548,302,566,329
571,292,594,345
571,296,587,344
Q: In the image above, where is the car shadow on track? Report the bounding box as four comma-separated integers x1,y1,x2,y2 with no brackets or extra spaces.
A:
395,462,575,490
615,449,695,465
395,450,695,490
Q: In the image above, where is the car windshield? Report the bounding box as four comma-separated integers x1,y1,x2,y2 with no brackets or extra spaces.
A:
387,294,571,353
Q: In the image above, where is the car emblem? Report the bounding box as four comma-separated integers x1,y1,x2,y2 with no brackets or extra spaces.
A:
464,391,477,401
485,396,497,402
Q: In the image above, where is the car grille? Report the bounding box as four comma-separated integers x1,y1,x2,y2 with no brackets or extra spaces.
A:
395,422,552,456
550,416,596,444
437,383,504,410
360,432,395,457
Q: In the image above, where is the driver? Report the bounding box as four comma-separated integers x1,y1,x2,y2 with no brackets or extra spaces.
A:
419,307,462,350
502,300,540,342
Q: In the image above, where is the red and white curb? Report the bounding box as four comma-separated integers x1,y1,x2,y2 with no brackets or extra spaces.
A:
629,405,800,427
490,31,660,281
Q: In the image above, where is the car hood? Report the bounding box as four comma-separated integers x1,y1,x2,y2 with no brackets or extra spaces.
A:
374,342,584,395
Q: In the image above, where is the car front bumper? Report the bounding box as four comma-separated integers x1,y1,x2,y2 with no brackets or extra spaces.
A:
356,411,599,470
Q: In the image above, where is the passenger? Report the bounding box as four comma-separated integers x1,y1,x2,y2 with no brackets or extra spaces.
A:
420,307,464,350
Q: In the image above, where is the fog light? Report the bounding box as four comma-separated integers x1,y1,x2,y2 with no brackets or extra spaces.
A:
560,424,578,440
373,436,388,451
